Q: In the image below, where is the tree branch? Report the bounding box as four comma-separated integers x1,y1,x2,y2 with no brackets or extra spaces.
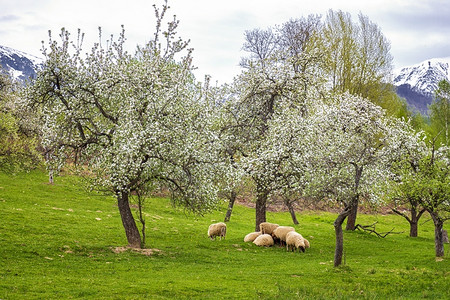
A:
355,222,404,238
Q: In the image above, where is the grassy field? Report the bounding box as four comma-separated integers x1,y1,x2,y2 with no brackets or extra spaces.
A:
0,170,449,299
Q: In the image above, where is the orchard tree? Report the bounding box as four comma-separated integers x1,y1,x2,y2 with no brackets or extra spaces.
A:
301,93,413,266
230,53,322,231
256,102,315,225
322,10,398,230
386,131,428,237
231,16,323,231
254,92,415,267
26,1,220,248
390,140,449,256
416,146,449,257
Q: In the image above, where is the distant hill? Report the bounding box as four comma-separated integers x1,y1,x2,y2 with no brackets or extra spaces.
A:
393,57,450,114
0,45,42,83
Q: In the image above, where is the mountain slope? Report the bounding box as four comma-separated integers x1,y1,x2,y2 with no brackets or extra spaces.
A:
393,57,450,114
0,45,42,82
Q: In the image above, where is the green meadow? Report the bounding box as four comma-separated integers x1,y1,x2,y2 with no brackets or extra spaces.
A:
0,170,449,299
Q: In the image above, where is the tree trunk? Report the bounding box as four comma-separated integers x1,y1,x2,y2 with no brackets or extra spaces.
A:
430,212,445,257
255,187,268,232
224,190,237,223
392,206,425,238
49,170,54,184
443,230,449,244
345,198,358,231
137,194,146,248
345,165,363,231
334,206,351,267
117,191,142,248
410,221,418,238
409,206,419,237
285,200,299,225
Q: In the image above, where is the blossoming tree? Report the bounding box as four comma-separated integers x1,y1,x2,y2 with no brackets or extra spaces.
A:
25,2,220,248
224,17,323,231
264,93,416,267
303,94,418,266
389,142,449,257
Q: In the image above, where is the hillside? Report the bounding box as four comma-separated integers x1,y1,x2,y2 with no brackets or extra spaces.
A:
0,170,449,299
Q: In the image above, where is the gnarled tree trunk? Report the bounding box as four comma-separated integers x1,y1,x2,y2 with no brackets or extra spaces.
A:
285,200,299,225
409,206,419,237
430,211,445,257
334,206,351,267
255,186,268,232
345,164,363,231
117,191,142,248
392,205,426,237
224,190,237,222
345,198,359,231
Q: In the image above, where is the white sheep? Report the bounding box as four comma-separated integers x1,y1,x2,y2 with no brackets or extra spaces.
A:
244,231,261,242
259,222,279,235
303,238,310,249
207,222,227,240
286,231,306,252
253,234,274,247
272,226,295,245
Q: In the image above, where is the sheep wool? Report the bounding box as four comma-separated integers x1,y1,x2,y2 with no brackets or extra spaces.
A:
259,222,279,235
286,231,306,252
273,226,295,243
244,231,261,242
303,238,310,249
253,234,274,247
208,222,227,240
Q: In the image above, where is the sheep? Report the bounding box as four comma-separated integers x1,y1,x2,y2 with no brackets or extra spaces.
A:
259,222,279,235
303,238,310,249
272,226,295,245
207,222,227,240
286,231,307,252
244,231,261,242
253,234,274,247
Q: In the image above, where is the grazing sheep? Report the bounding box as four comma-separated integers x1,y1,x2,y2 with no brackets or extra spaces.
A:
286,231,306,252
272,226,295,245
253,234,274,247
208,222,227,240
244,231,261,242
259,222,279,235
303,238,310,249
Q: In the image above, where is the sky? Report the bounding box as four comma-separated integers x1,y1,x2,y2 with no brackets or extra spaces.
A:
1,0,449,84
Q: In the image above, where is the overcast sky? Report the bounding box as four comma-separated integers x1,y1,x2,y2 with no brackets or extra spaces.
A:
1,0,449,84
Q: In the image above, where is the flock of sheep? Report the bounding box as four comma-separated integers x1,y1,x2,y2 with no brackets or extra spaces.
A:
207,221,310,252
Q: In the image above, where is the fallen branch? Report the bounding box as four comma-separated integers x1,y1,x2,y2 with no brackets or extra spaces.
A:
355,222,404,238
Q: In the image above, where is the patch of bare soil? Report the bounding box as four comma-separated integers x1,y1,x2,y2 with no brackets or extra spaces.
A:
111,246,162,256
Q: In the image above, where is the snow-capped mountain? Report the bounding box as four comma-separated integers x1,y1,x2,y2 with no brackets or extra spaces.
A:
393,57,450,114
0,45,42,82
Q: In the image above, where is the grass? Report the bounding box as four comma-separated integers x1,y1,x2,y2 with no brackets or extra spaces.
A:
0,170,449,299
